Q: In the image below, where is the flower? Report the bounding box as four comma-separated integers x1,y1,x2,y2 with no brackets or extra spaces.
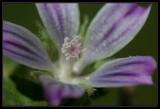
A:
3,3,157,105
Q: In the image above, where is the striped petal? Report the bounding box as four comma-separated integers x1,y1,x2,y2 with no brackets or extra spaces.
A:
36,3,80,50
3,21,52,71
85,56,157,87
73,3,152,73
39,75,85,105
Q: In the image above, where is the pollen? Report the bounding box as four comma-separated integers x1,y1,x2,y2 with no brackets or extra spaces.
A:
61,35,83,61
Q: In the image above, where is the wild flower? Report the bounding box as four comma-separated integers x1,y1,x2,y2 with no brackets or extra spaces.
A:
3,3,157,105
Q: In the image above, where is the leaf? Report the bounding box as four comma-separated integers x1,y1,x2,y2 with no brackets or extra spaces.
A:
94,58,115,69
3,77,50,106
3,64,51,106
79,58,115,76
3,56,18,77
79,15,89,39
35,21,59,63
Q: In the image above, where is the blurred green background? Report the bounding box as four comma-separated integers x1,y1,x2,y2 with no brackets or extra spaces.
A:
3,3,157,106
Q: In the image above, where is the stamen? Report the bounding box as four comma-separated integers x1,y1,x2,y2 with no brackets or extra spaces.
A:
61,35,83,61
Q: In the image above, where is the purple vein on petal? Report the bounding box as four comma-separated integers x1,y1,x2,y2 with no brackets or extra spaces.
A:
43,4,58,34
96,4,141,48
3,47,39,62
97,58,155,77
86,56,156,87
36,3,79,50
100,72,139,78
101,8,146,51
52,4,64,37
113,59,155,76
124,4,138,17
3,21,53,70
92,79,146,84
90,74,153,86
3,40,42,59
76,4,152,73
64,4,72,37
102,4,138,42
116,61,146,68
93,4,121,39
43,4,63,44
3,30,41,51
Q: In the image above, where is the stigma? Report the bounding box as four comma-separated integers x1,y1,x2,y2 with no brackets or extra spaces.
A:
61,35,83,61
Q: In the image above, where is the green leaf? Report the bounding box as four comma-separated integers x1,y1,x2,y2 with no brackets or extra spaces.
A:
3,56,18,77
94,58,115,69
35,21,59,63
3,63,51,106
79,58,115,76
79,15,89,39
3,77,49,106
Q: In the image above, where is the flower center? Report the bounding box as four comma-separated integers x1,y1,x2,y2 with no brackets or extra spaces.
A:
61,35,83,61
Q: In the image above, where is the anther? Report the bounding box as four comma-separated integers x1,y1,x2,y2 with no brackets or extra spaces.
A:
61,35,83,61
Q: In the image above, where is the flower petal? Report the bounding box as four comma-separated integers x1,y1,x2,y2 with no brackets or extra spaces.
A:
36,3,80,50
73,3,152,73
3,21,52,71
85,56,157,87
39,75,85,105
